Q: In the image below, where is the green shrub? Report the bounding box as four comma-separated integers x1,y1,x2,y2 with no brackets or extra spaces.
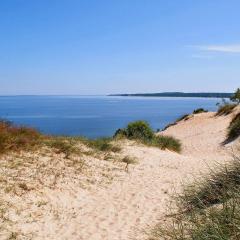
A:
193,108,208,114
114,121,181,152
124,121,154,141
228,113,240,140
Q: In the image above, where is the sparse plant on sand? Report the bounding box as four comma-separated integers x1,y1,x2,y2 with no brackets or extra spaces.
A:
216,99,237,116
45,137,78,158
122,156,138,171
85,137,122,152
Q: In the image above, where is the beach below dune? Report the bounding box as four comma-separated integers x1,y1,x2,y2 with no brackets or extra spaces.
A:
0,107,239,240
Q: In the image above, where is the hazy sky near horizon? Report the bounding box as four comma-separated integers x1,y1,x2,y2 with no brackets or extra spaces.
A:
0,0,239,95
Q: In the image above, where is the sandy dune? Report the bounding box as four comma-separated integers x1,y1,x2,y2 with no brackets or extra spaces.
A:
1,108,239,240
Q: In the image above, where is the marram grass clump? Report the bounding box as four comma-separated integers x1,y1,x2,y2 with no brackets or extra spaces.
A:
149,155,240,240
114,120,181,152
81,137,121,152
227,113,240,141
216,103,237,116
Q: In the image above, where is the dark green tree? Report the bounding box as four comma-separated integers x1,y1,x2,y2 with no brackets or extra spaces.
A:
230,88,240,104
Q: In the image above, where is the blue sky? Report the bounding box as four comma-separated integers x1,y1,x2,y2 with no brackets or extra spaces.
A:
0,0,239,95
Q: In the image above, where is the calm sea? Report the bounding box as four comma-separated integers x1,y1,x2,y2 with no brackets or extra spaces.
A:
0,96,219,138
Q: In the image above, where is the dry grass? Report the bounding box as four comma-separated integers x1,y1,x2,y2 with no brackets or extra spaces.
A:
216,103,237,116
85,137,122,153
227,113,240,141
0,120,41,154
121,156,138,171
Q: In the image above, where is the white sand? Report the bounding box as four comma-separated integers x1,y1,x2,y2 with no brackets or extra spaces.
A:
1,108,239,240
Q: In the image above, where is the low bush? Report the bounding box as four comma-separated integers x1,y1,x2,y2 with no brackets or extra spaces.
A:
228,113,240,140
0,120,41,154
193,108,208,114
123,121,154,141
114,121,181,152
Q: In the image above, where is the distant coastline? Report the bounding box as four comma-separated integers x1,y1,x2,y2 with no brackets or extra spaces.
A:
109,92,233,98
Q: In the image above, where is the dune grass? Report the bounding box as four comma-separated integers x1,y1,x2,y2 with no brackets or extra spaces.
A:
0,119,122,158
149,155,240,240
85,137,121,152
227,113,240,141
216,103,237,116
115,120,181,152
121,156,138,171
45,137,80,158
147,135,181,152
0,120,41,154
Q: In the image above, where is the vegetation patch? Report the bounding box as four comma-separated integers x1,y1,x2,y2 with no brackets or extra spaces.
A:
216,102,237,116
149,155,240,240
114,121,181,152
121,156,138,171
227,113,240,141
180,157,240,210
176,114,190,122
149,135,181,152
85,137,121,152
115,121,154,140
45,137,80,158
193,108,208,114
0,120,41,154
